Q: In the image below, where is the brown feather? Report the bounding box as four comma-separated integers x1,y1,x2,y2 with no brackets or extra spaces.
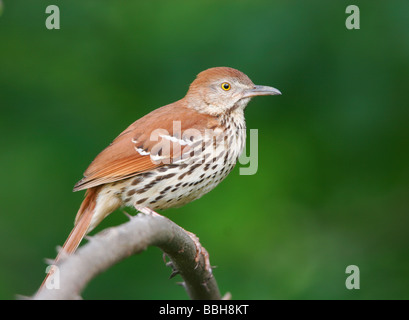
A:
73,100,218,191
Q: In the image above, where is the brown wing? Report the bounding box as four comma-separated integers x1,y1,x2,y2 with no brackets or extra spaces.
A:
73,99,219,191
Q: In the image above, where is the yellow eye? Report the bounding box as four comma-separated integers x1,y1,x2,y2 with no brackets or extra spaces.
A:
221,82,231,91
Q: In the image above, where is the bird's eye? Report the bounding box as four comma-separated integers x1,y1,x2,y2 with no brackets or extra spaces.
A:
221,82,231,91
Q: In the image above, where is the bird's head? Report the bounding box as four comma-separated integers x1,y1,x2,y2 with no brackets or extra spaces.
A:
185,67,281,116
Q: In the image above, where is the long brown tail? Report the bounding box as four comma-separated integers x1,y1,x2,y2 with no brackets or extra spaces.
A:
39,187,100,289
61,187,100,255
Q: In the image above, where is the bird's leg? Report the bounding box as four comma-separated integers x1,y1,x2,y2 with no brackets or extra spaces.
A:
134,205,163,218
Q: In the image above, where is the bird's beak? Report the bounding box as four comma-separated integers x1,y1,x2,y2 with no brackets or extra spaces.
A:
243,85,282,98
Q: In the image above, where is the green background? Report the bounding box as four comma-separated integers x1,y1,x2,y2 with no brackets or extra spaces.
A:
1,0,408,300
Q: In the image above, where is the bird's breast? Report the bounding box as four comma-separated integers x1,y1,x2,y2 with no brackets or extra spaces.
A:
112,116,247,211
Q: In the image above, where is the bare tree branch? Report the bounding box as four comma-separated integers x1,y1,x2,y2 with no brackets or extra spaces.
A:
32,213,222,300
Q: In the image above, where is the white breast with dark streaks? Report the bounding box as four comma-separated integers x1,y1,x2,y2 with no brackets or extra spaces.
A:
116,111,247,211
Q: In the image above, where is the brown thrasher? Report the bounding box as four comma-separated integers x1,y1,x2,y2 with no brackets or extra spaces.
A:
41,67,280,287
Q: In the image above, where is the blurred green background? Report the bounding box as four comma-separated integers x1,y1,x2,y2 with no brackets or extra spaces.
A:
1,0,408,300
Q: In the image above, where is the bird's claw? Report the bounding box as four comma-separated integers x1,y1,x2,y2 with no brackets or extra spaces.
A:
185,231,212,274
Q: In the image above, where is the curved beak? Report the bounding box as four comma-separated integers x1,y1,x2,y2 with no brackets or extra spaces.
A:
243,85,282,98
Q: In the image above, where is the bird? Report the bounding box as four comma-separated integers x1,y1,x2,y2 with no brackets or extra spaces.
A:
41,67,281,286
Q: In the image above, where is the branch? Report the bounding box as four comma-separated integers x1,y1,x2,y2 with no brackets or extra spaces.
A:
32,213,223,300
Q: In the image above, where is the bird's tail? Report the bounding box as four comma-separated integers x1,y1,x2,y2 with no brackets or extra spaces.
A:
39,187,100,289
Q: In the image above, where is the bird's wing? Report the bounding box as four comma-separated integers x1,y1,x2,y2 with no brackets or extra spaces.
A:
73,101,219,191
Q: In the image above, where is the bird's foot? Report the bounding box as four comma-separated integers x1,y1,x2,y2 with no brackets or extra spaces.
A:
184,230,212,274
134,205,163,218
135,205,212,274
